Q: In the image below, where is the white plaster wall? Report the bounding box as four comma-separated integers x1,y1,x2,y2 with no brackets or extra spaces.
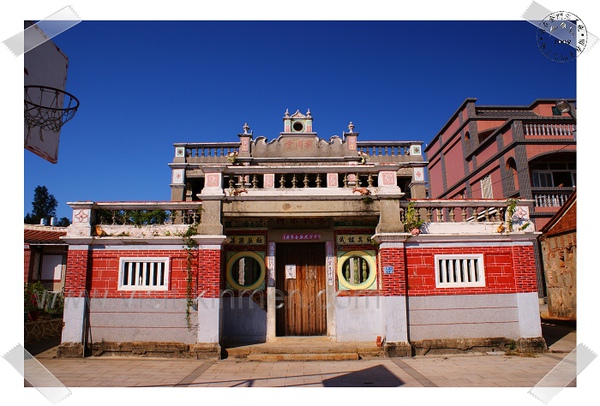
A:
197,297,220,343
88,298,197,343
61,297,85,343
334,296,384,342
383,296,409,342
517,292,543,338
408,293,522,340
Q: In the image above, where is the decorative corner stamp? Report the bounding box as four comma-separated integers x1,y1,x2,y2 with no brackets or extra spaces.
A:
536,10,588,63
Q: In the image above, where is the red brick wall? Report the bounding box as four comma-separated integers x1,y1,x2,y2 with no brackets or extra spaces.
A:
66,247,223,300
355,243,537,297
441,116,460,144
512,244,538,293
443,138,466,188
64,248,91,297
476,119,505,133
88,249,191,299
526,144,576,159
379,247,407,296
546,200,576,236
198,249,222,299
475,139,499,165
428,158,444,198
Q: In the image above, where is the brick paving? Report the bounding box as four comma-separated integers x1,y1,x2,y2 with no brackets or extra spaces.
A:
30,344,574,388
22,322,577,389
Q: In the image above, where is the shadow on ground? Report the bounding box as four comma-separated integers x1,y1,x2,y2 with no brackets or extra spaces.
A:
322,365,404,387
541,320,576,348
25,336,61,357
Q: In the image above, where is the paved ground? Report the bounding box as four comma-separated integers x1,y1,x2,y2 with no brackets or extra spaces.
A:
25,321,576,388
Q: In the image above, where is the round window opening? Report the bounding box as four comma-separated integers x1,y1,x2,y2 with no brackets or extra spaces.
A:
292,121,304,132
338,251,377,290
226,252,265,291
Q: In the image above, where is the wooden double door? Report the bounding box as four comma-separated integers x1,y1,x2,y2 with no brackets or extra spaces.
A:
275,243,327,336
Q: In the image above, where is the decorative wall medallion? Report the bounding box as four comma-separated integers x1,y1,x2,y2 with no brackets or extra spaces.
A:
327,173,338,187
172,169,184,184
74,210,89,223
264,174,274,188
381,171,395,186
413,167,424,182
205,173,221,188
240,137,249,152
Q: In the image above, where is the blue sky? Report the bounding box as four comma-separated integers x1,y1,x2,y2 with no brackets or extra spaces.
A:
20,18,580,220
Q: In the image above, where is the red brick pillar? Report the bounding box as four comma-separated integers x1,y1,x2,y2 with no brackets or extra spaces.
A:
513,244,538,294
64,248,91,297
380,245,407,297
193,237,226,358
197,248,222,300
376,237,411,356
58,245,92,357
512,243,545,351
58,202,94,357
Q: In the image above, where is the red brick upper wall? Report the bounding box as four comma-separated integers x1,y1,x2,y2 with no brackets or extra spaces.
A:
545,200,576,237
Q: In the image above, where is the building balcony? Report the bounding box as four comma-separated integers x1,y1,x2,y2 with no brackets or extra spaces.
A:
523,123,576,137
396,199,537,237
172,140,424,165
532,187,575,209
63,198,536,243
63,201,204,242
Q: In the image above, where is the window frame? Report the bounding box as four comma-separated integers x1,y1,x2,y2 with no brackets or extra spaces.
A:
480,174,493,199
225,251,266,291
337,250,377,291
118,257,170,291
434,254,485,288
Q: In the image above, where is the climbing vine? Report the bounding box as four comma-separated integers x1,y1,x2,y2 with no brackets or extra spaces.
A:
182,223,198,331
506,198,519,232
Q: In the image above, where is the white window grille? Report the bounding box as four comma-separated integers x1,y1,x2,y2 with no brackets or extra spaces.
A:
435,254,485,288
480,175,493,199
118,257,170,291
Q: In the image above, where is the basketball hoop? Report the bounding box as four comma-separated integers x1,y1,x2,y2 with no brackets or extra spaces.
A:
24,85,80,133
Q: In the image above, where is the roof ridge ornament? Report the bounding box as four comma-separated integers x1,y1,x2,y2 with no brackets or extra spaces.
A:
348,121,355,133
243,123,251,134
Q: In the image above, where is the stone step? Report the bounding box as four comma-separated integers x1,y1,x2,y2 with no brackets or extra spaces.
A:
223,340,384,360
246,352,360,362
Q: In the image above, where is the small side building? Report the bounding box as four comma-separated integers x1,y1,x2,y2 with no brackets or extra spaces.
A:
24,224,68,292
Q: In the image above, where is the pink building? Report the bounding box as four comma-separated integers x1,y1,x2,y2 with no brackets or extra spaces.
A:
425,98,576,230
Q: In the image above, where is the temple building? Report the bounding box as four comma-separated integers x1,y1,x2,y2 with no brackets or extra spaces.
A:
58,110,545,358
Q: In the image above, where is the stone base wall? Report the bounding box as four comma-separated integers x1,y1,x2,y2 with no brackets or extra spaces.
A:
541,231,576,320
25,318,63,343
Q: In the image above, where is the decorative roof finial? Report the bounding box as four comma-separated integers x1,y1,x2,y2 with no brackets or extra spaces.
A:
243,123,250,134
284,109,290,117
306,109,311,117
348,122,355,133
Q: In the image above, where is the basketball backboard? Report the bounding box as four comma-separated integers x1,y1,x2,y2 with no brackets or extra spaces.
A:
24,21,75,164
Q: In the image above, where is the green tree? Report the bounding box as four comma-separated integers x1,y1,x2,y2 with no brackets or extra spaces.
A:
24,185,70,226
